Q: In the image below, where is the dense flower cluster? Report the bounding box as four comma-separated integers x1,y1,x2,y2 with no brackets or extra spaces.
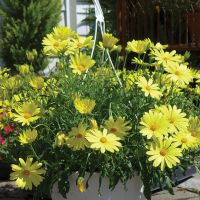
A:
0,26,200,199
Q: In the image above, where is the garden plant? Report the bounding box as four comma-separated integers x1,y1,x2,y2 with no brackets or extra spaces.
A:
0,26,200,199
0,0,61,72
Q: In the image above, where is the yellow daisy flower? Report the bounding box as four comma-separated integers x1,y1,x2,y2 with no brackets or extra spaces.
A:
30,77,44,90
66,123,90,151
70,53,95,75
153,42,168,50
159,105,189,133
86,128,122,153
74,97,96,114
5,77,21,90
137,76,162,99
104,116,132,139
165,63,193,85
150,49,182,67
13,102,40,126
126,39,151,54
140,110,169,139
0,99,12,117
71,35,93,50
18,129,38,145
55,132,68,146
172,131,196,150
53,26,76,40
187,116,200,146
146,140,182,171
42,33,68,56
10,157,45,190
102,33,119,50
77,177,86,193
90,119,98,130
18,64,30,75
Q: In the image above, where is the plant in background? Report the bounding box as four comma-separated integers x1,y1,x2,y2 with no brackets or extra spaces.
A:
1,26,200,200
0,0,62,72
82,0,117,35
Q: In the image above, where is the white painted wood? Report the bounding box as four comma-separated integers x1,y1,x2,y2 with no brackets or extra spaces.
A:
51,173,146,200
61,0,77,30
77,0,94,36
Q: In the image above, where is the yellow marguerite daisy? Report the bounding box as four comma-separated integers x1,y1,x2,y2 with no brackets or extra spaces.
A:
0,99,12,117
146,140,182,171
102,33,119,50
165,63,193,85
126,39,151,54
19,129,38,145
86,128,122,153
13,102,40,126
159,105,188,133
5,77,21,90
74,97,96,114
42,33,68,56
140,110,169,139
172,131,196,150
53,26,76,40
90,119,98,130
77,177,86,192
30,77,44,90
66,123,90,151
150,49,182,67
18,64,30,75
10,157,45,190
72,35,93,50
55,132,68,146
153,42,168,50
187,116,200,146
137,76,162,99
104,116,132,139
70,53,95,75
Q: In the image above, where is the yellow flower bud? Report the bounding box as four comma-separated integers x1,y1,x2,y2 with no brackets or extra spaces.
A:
77,177,86,192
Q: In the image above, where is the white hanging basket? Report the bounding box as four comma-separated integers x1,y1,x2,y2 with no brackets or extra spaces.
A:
51,173,146,200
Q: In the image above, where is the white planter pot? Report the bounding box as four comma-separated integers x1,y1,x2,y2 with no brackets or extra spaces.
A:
51,173,146,200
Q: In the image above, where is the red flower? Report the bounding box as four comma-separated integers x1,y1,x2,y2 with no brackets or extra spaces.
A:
4,124,14,135
0,135,5,145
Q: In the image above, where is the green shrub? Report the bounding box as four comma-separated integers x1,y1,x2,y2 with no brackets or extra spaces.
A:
0,0,62,72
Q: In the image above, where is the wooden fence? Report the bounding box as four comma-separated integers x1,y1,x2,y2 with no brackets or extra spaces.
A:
117,0,200,51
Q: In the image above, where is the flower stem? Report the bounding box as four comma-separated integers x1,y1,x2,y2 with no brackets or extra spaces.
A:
30,144,40,160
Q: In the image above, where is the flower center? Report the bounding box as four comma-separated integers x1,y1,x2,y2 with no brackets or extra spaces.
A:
175,70,181,76
145,85,151,91
23,112,32,119
191,131,198,137
160,149,167,156
150,125,157,131
100,137,107,143
53,42,60,48
169,117,175,124
23,170,30,176
181,138,188,143
162,55,169,62
76,133,83,139
77,65,86,71
110,128,117,133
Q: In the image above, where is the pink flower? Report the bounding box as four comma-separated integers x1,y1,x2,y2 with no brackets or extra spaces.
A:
0,135,5,145
4,124,14,135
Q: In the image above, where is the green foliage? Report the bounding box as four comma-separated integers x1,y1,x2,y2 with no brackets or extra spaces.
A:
1,26,200,199
0,0,62,72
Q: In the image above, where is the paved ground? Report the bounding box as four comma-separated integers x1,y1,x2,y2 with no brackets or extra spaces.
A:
152,173,200,200
0,174,200,199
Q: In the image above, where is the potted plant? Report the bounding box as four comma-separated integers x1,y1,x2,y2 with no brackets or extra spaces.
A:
0,26,200,200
